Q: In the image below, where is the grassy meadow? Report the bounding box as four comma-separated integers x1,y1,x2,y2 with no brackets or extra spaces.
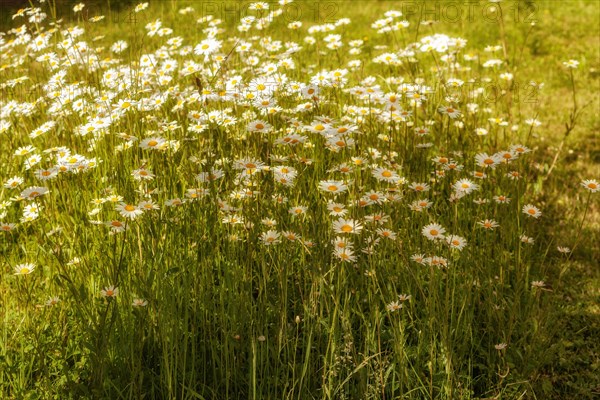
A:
0,0,598,399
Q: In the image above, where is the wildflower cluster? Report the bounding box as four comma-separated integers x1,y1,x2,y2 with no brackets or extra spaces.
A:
0,1,595,398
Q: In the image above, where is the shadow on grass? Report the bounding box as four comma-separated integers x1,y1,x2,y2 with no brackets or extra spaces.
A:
539,262,600,399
